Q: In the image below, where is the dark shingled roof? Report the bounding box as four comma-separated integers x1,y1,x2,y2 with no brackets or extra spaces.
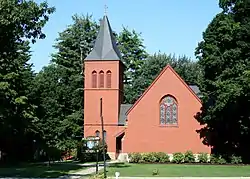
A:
189,85,203,98
118,104,132,125
85,15,122,61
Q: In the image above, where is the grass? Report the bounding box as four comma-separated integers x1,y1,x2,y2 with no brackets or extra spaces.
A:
105,163,250,177
0,163,88,178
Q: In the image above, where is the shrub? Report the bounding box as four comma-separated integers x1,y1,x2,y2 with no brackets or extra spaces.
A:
146,153,158,163
139,153,157,163
89,173,105,179
184,150,195,163
154,152,170,163
197,153,209,163
128,152,141,163
230,155,242,164
152,169,159,176
172,152,184,163
210,154,227,164
138,153,146,163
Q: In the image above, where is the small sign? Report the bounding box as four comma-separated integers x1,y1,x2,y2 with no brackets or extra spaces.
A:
87,140,95,149
83,136,100,152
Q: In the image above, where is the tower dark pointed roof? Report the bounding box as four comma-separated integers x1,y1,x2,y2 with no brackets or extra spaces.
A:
85,15,122,61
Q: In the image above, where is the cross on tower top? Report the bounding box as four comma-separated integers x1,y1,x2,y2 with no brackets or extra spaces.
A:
104,4,108,16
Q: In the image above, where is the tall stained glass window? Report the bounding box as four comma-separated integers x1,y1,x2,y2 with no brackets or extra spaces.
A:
160,95,178,125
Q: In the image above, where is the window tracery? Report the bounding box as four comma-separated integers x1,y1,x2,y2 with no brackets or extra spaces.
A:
160,95,178,125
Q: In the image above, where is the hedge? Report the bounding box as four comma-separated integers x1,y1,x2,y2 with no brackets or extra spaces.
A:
128,151,242,164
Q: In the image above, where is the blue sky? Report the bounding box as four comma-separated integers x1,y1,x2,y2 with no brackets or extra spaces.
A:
31,0,221,72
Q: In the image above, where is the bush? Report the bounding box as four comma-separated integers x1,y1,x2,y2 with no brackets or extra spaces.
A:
89,173,104,179
139,153,157,163
152,169,159,176
154,152,170,163
230,155,242,164
172,152,184,163
184,150,195,163
128,152,141,163
197,153,208,163
130,152,169,163
210,154,227,164
146,153,158,163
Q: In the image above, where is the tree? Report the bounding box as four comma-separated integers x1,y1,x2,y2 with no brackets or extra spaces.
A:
0,0,54,162
117,27,148,103
195,0,250,161
117,27,148,82
33,15,99,153
126,53,202,104
32,64,63,159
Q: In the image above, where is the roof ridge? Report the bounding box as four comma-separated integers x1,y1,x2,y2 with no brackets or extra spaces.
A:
85,15,121,61
126,65,202,116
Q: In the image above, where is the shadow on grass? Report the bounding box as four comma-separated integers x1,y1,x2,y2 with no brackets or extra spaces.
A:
0,163,86,178
108,163,130,168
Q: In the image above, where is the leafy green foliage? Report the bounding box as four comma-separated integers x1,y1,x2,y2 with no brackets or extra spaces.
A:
230,155,242,164
0,0,54,162
172,152,185,164
141,153,158,163
127,53,202,103
210,154,227,165
128,153,142,163
33,15,98,152
154,152,170,163
195,0,250,161
117,27,148,82
129,152,170,163
184,151,195,163
89,173,105,179
117,28,148,103
152,169,159,176
197,153,209,163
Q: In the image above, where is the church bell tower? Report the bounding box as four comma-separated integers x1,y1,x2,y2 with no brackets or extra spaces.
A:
84,15,124,140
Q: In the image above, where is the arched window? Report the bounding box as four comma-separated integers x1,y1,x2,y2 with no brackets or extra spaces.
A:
92,71,97,88
99,71,104,88
106,70,112,88
95,130,100,137
160,95,178,125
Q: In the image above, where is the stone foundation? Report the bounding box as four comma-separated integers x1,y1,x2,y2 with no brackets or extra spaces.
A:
107,152,116,161
117,153,129,162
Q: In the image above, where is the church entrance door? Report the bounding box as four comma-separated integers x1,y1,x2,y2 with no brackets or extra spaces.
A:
115,132,125,159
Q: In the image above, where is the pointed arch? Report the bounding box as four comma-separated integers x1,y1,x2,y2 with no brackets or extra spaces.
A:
92,71,97,88
106,70,112,88
159,95,178,125
99,71,104,88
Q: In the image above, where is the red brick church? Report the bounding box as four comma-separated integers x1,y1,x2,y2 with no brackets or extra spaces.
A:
84,15,210,160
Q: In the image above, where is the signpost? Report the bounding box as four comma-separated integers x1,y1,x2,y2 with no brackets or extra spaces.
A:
82,98,107,177
83,136,100,174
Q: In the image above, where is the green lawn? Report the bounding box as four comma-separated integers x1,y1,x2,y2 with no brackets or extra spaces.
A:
0,163,87,178
106,163,250,177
